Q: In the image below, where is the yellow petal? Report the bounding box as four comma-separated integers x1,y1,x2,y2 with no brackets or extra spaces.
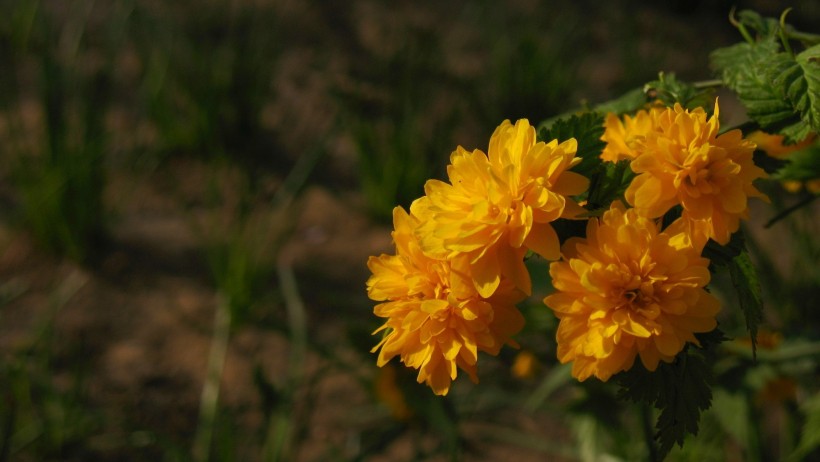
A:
498,246,531,296
471,246,501,298
552,170,590,196
524,222,560,260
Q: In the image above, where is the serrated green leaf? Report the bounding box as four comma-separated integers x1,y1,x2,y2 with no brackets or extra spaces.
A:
537,112,605,179
711,42,795,128
711,41,779,89
703,229,746,268
728,248,764,358
585,160,635,212
537,112,643,213
711,40,819,144
796,44,820,133
765,45,820,141
616,329,725,460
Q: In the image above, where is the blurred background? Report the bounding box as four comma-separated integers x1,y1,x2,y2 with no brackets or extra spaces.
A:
0,0,819,460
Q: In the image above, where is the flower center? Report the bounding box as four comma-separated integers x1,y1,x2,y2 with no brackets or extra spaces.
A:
675,162,716,197
618,277,662,321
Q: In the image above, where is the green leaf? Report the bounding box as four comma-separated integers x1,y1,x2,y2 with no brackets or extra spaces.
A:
644,73,714,109
594,87,649,115
765,44,820,141
537,112,606,179
711,42,801,137
786,393,820,462
711,389,750,447
735,10,781,42
752,150,788,175
728,248,764,358
711,40,820,144
772,145,820,181
536,112,640,213
711,41,779,90
616,329,726,460
795,44,820,133
702,229,746,268
585,160,635,212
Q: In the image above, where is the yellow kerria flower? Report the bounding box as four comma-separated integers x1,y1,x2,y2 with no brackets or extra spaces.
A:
367,207,526,396
410,119,589,298
746,131,818,195
543,202,720,382
600,106,662,162
374,364,412,421
746,130,815,159
624,100,768,245
511,350,540,380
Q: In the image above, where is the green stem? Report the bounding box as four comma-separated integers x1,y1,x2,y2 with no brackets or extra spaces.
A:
779,9,794,57
192,295,232,462
264,259,308,462
787,30,820,45
641,402,659,461
722,340,820,362
729,7,755,45
693,79,723,89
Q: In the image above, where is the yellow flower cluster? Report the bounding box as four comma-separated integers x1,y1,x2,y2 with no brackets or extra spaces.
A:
369,99,771,390
542,99,767,381
367,119,586,394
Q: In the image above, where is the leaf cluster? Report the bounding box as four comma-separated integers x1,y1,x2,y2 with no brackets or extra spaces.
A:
643,72,715,110
529,12,820,459
534,73,775,461
711,10,820,143
616,329,727,460
537,112,635,215
703,230,765,357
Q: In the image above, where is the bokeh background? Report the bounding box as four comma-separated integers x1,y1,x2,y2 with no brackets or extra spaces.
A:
1,0,819,461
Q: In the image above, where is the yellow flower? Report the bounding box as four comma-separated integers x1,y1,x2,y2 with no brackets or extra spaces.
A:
511,350,540,380
782,180,804,194
543,202,720,382
600,107,661,162
624,100,768,245
374,364,412,421
746,130,815,159
746,131,818,195
410,119,589,298
368,207,526,396
780,178,820,195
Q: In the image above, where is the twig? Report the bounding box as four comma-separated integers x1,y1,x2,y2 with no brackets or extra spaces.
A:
765,194,817,228
693,79,723,89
